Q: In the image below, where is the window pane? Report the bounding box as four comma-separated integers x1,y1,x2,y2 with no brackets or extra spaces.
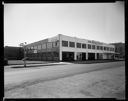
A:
62,40,68,47
69,41,75,47
42,44,46,49
82,44,86,48
53,41,59,47
92,45,95,49
47,42,52,49
77,43,81,48
34,46,37,49
88,44,91,49
100,46,103,50
97,46,99,50
38,45,41,50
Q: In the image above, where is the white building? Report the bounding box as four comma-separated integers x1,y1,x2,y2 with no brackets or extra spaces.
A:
25,34,115,61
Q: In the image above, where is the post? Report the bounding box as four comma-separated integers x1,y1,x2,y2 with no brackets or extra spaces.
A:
95,53,97,60
20,42,27,67
23,46,26,67
86,52,88,60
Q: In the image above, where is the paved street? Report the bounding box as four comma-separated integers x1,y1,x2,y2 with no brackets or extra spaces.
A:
5,61,125,91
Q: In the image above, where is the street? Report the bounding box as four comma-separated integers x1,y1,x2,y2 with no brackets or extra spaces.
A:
5,61,125,92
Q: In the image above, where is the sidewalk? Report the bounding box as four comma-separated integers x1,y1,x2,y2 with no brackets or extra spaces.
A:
5,62,73,68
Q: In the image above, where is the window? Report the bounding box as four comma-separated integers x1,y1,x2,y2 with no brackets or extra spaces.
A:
88,44,91,49
53,41,59,47
34,46,38,49
53,52,59,57
97,46,100,50
47,42,52,49
82,44,86,49
62,40,68,47
110,48,114,51
31,46,34,49
69,41,75,47
77,43,81,48
100,46,103,50
92,45,95,49
106,47,109,51
104,47,107,51
42,44,46,49
38,45,41,50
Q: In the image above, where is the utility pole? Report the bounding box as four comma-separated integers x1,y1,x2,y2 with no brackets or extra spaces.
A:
19,42,27,67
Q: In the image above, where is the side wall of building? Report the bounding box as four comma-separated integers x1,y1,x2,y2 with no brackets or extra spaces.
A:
59,34,115,61
25,35,60,61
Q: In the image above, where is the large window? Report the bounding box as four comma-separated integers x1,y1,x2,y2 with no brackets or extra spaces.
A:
82,44,86,49
47,42,52,49
106,47,109,51
104,47,107,51
99,46,103,50
34,46,38,49
77,43,81,48
38,45,41,50
31,46,34,49
92,45,95,49
88,44,91,49
97,46,100,50
62,40,68,47
110,48,114,51
69,41,75,47
100,46,103,50
53,41,59,47
42,44,46,49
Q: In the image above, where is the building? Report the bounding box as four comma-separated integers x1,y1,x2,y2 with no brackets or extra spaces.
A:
4,46,24,60
25,34,115,61
110,42,125,60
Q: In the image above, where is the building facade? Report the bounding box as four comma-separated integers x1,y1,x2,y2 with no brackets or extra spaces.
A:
110,42,125,60
4,46,24,60
25,34,115,61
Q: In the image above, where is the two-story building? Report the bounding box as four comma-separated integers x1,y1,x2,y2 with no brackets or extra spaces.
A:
24,34,115,61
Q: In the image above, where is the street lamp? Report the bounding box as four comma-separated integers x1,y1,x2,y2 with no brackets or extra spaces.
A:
19,42,27,67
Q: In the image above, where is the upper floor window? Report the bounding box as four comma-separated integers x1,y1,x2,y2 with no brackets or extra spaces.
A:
69,41,75,47
97,46,100,50
77,43,81,48
92,45,95,49
88,44,91,49
31,46,34,49
106,47,109,51
53,41,59,47
110,48,114,51
62,40,68,47
38,45,41,50
42,44,46,49
82,44,86,49
47,42,52,49
104,47,107,51
34,46,38,49
100,46,103,50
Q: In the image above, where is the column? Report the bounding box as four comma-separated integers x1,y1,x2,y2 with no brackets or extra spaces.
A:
74,52,77,61
86,52,88,60
59,34,62,61
95,53,97,60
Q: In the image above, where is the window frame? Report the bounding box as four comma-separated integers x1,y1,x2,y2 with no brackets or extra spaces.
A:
62,40,68,47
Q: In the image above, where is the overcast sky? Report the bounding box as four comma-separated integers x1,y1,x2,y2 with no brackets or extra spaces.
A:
4,2,124,47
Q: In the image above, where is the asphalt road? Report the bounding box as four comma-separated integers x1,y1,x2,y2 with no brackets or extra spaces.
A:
5,61,125,91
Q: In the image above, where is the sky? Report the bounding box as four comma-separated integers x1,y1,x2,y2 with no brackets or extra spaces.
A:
4,2,124,47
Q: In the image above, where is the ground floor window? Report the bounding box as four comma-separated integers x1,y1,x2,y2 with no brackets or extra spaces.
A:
62,52,74,61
